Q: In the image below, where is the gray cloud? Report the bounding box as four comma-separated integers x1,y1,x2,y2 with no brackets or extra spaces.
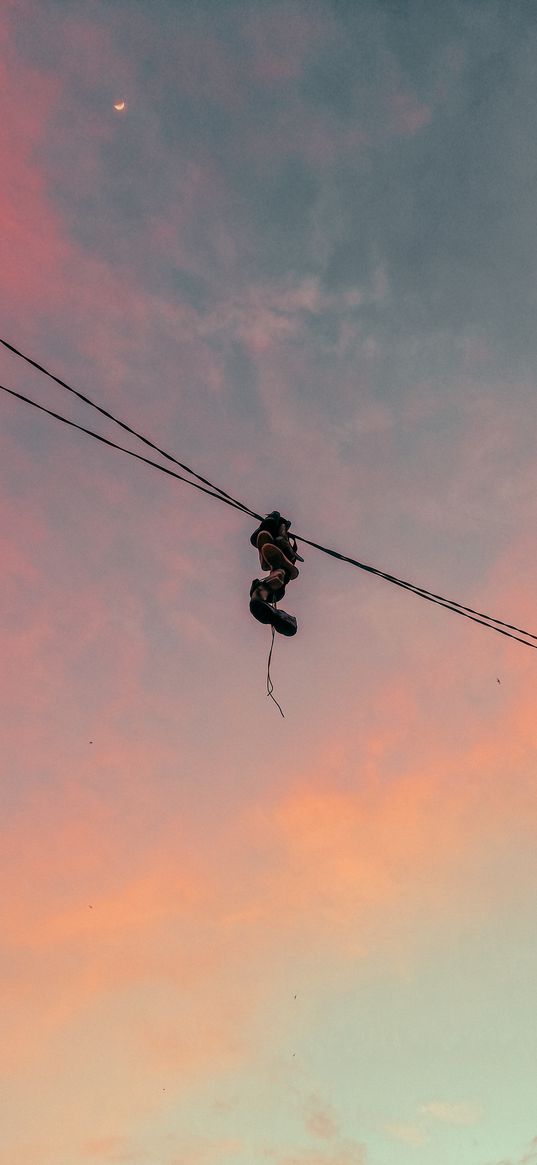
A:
8,0,537,583
15,0,536,395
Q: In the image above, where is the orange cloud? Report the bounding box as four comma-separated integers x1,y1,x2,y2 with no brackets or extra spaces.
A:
82,1136,144,1161
303,1093,339,1140
0,22,67,315
421,1100,484,1126
387,1122,429,1147
274,1143,367,1165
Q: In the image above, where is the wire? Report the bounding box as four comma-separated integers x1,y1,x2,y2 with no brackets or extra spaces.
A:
0,336,260,521
4,334,529,637
0,383,254,515
2,363,537,653
294,533,537,646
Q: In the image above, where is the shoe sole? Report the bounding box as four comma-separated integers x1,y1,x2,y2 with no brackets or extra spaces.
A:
261,544,299,580
273,613,298,637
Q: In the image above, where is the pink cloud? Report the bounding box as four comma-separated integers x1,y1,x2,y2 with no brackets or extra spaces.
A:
1,8,536,1165
234,95,368,172
241,3,336,84
390,91,432,135
275,1143,367,1165
421,1100,484,1126
304,1094,339,1140
388,1122,429,1147
168,1137,245,1165
82,1136,145,1162
0,22,67,317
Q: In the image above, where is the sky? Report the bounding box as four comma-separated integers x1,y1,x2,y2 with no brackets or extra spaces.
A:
1,1,537,1162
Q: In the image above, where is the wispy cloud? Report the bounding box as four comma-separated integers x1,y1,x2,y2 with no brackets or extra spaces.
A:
488,1135,537,1165
303,1093,339,1140
82,1137,146,1162
387,1122,429,1147
275,1144,367,1165
421,1100,484,1127
2,4,537,1165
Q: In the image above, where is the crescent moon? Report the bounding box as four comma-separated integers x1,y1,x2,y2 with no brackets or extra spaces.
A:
114,101,126,111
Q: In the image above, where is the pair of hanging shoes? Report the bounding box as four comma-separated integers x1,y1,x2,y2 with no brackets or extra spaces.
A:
259,540,300,580
275,535,304,564
256,532,299,580
249,584,297,636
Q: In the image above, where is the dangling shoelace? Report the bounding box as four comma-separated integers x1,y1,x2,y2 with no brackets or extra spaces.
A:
266,621,285,718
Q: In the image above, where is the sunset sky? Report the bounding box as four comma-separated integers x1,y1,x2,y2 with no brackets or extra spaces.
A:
2,2,537,1163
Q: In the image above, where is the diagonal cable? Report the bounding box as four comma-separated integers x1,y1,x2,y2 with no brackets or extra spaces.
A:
2,375,537,652
0,383,252,514
0,336,260,520
294,533,537,644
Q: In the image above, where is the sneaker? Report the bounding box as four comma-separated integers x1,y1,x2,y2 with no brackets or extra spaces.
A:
275,536,304,564
249,589,297,636
260,542,299,581
272,609,298,636
250,594,277,625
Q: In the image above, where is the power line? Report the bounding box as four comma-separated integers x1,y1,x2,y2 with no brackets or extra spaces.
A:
1,348,536,652
295,532,537,649
0,336,260,521
4,333,528,637
0,382,253,515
